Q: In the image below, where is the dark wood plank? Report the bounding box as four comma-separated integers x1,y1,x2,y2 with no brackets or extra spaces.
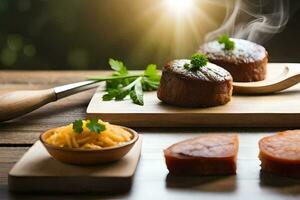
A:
0,70,104,85
0,147,28,163
0,147,28,185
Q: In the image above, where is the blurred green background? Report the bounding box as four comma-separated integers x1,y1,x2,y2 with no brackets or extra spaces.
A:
0,0,299,70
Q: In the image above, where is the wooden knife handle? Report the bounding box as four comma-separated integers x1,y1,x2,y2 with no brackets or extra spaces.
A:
0,89,56,122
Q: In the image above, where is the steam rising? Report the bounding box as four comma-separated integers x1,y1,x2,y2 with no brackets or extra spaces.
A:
205,0,290,44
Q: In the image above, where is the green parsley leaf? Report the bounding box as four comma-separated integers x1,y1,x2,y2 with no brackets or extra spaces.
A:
142,64,161,91
102,88,127,102
72,119,83,134
109,58,128,76
184,63,190,69
102,93,114,101
218,34,235,50
130,79,144,105
142,77,160,91
189,53,208,69
115,89,131,100
86,118,106,134
91,58,161,106
144,64,160,81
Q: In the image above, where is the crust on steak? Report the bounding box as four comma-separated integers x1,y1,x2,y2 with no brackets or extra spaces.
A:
199,38,268,82
157,60,233,107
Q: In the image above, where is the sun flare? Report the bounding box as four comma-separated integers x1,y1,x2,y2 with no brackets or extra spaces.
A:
129,0,226,66
164,0,195,16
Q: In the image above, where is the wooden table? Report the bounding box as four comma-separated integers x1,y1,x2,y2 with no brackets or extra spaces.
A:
0,70,299,200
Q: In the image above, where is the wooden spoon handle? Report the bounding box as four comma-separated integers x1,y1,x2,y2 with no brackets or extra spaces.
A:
0,89,56,122
233,67,300,94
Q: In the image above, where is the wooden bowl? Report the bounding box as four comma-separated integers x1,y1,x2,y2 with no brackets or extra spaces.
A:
40,126,139,165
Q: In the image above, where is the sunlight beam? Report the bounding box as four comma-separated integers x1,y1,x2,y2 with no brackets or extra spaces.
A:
163,0,195,16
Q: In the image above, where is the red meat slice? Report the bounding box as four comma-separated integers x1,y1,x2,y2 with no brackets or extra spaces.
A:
164,134,239,176
259,130,300,178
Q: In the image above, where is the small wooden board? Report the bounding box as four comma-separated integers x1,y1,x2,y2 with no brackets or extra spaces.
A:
8,136,143,194
87,64,300,127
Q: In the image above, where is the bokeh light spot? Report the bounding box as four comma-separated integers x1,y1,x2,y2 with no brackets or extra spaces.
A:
1,48,17,66
7,34,23,51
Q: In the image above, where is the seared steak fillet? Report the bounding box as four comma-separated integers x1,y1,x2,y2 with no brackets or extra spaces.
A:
199,38,268,82
164,134,239,176
157,59,233,107
259,130,300,178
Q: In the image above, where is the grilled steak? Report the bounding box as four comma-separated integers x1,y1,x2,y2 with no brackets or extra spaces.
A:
199,38,268,82
157,59,233,107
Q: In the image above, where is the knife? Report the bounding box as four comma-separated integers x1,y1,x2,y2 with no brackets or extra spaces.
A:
0,80,101,122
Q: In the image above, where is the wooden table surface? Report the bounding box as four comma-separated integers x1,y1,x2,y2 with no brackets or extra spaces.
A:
0,70,300,200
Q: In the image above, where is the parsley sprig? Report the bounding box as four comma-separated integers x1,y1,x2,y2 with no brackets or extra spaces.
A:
73,119,83,133
72,118,106,134
184,53,208,70
89,58,161,106
218,34,235,50
86,118,106,133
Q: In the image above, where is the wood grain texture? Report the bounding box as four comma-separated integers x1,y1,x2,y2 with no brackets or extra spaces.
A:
1,68,300,199
233,66,300,94
87,64,300,127
9,138,142,194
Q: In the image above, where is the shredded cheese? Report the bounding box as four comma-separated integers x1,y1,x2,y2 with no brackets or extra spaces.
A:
46,120,132,149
